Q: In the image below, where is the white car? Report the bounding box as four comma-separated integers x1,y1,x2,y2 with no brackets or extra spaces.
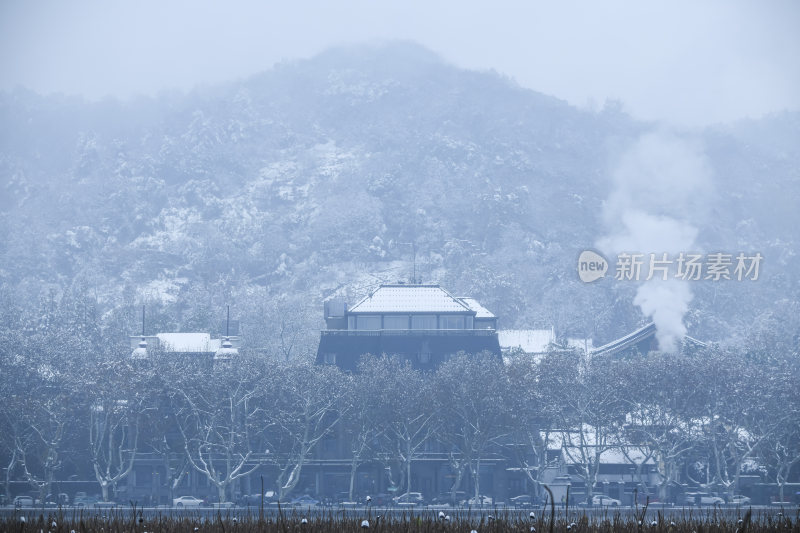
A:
592,495,621,506
463,495,493,507
173,496,204,508
729,495,751,505
392,492,424,506
684,492,725,506
14,496,36,507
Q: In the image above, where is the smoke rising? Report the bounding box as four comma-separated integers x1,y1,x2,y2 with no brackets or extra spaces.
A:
597,131,712,352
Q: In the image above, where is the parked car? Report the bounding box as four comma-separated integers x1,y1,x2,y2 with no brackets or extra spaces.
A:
684,492,725,506
240,492,276,506
46,493,70,506
463,494,493,507
316,496,338,507
73,495,100,508
729,495,751,505
371,493,394,506
592,495,621,506
173,496,204,508
94,501,119,509
509,494,533,507
430,491,467,506
14,496,35,507
290,494,320,507
393,492,425,506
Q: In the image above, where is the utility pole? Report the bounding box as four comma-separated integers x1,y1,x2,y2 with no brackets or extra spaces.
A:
397,241,417,283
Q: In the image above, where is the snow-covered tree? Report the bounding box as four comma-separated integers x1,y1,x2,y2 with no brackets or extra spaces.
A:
539,350,625,503
339,367,385,500
618,352,703,500
504,355,549,501
433,351,512,501
359,355,437,496
172,354,271,503
85,356,150,502
266,362,347,500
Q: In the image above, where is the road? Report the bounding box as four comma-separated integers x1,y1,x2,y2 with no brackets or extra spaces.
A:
1,503,793,522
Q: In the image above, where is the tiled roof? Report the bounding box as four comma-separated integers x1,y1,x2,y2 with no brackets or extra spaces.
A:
457,297,496,318
590,323,655,357
348,284,472,313
591,322,706,356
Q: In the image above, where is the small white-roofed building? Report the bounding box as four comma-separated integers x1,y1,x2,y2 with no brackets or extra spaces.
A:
498,328,593,360
128,332,241,360
498,328,556,355
537,429,662,505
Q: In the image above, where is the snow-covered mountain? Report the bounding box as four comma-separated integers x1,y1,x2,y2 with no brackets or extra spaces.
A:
1,42,797,354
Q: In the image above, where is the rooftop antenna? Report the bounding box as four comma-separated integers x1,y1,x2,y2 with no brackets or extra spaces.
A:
412,242,416,284
397,241,417,284
214,304,237,362
132,305,148,359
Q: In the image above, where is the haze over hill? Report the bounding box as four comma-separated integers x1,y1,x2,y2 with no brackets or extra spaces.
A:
1,42,798,356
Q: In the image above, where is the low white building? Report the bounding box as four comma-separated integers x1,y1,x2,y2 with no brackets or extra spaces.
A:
498,327,593,361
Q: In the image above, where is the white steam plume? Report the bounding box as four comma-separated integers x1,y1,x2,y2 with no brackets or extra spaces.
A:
597,131,711,352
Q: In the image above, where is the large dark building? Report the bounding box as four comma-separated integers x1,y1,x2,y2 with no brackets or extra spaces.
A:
315,283,501,370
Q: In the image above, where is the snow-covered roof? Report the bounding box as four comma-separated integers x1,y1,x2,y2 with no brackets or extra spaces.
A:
591,322,656,357
498,329,554,353
562,447,656,465
591,322,708,357
457,297,496,318
543,430,655,465
683,336,708,349
347,284,473,314
156,333,220,353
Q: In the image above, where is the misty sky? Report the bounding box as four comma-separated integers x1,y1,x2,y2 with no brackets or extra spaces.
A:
1,0,798,127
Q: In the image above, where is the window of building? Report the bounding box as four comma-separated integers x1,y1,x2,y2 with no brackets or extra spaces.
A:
323,353,336,365
357,315,381,330
411,315,437,329
383,315,409,329
348,316,356,329
440,315,466,329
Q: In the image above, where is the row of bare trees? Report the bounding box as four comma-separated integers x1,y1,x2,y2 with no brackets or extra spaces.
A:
1,337,798,504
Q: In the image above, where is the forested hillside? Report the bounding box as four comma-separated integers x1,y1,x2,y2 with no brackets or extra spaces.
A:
1,42,798,356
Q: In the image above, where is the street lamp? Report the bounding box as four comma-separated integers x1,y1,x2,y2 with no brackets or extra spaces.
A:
132,305,148,359
214,305,238,363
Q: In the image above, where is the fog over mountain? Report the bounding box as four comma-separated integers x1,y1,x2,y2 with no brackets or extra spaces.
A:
1,42,798,355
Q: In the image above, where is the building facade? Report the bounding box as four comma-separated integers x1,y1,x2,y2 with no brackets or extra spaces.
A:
316,283,501,371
